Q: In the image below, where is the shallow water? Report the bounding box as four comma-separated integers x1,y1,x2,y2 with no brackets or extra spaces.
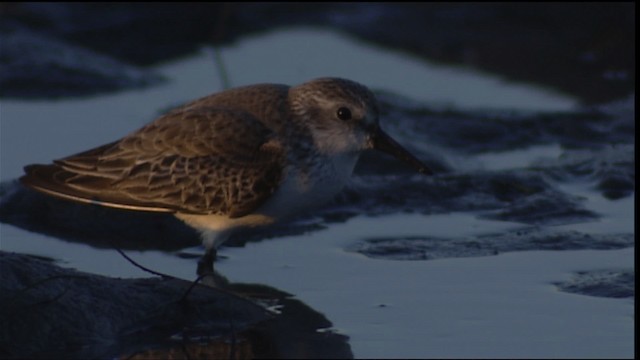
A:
0,28,634,358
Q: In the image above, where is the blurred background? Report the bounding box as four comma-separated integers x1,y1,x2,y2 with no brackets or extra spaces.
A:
1,2,634,104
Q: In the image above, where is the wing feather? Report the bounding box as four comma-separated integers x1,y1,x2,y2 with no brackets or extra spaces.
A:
21,106,286,218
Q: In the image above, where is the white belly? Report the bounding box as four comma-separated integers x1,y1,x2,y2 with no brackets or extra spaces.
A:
177,152,360,249
259,152,359,219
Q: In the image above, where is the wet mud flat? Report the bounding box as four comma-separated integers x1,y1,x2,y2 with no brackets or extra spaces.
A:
0,91,634,357
0,3,634,358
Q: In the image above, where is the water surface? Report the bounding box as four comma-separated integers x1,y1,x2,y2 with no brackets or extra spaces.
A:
0,28,633,358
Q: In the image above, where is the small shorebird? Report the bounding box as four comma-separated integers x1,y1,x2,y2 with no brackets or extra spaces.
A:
20,78,432,275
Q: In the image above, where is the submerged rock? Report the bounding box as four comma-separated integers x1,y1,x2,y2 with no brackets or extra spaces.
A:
533,144,635,200
348,227,634,261
0,251,269,358
554,269,634,298
0,251,353,359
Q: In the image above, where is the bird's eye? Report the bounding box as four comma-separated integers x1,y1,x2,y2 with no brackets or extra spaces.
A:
336,107,352,121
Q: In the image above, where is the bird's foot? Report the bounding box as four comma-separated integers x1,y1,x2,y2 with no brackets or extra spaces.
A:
197,248,217,277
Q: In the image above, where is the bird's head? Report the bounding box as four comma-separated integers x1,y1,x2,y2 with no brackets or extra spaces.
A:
290,77,432,175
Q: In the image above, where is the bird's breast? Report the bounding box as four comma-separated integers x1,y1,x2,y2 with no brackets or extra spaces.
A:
258,152,360,219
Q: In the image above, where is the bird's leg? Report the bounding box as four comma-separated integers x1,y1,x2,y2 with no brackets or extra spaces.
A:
197,247,217,276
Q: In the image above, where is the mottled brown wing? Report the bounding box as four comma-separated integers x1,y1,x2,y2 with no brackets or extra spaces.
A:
21,107,286,218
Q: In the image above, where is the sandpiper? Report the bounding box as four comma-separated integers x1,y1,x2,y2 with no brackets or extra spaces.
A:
20,77,432,275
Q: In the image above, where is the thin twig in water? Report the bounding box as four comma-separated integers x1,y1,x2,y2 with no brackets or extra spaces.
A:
213,47,231,90
111,245,170,279
104,231,206,304
105,235,209,305
211,3,232,90
228,297,237,360
181,342,193,360
177,272,214,304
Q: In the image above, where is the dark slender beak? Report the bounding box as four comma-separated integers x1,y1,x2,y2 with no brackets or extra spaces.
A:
370,128,433,175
